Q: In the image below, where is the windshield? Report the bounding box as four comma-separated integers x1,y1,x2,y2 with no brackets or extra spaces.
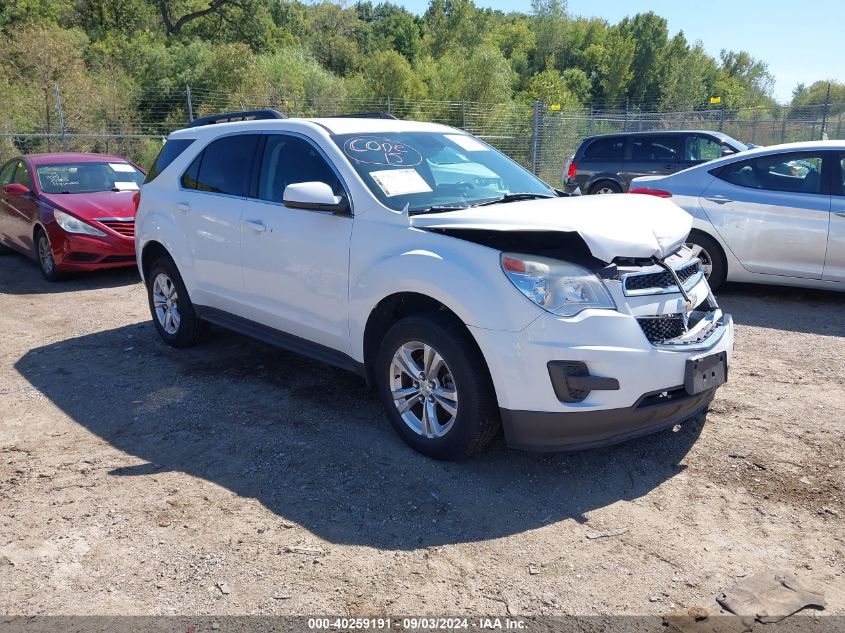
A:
331,132,554,213
36,162,144,194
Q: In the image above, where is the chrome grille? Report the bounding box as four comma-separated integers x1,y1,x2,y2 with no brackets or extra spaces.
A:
623,261,701,294
98,219,135,238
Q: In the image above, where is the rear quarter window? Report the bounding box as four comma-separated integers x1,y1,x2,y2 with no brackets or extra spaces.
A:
145,138,195,183
583,137,624,161
181,134,259,197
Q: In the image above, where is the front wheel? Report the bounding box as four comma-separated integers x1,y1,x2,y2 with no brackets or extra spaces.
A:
375,313,500,460
685,232,727,292
35,228,66,282
146,255,209,348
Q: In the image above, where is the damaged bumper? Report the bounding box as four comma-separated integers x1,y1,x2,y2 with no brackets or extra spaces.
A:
467,256,735,452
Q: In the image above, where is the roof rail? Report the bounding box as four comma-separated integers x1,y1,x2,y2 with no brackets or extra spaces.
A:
328,112,399,120
186,109,286,128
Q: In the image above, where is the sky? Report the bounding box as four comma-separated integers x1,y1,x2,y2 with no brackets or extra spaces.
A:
387,0,845,102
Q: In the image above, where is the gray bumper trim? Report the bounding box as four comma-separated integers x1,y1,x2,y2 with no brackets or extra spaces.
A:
500,388,716,452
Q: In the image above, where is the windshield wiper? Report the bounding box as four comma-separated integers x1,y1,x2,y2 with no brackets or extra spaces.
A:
409,204,469,215
473,192,557,206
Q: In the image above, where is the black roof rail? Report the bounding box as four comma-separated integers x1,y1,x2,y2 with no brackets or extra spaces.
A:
186,109,286,128
327,112,399,120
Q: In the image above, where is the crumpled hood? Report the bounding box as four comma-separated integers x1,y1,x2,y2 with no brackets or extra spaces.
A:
410,194,692,262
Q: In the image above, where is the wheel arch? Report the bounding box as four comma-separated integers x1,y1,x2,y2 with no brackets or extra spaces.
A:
361,292,494,391
588,177,625,194
140,240,172,284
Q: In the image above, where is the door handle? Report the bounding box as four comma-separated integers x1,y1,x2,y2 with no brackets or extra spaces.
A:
663,164,675,170
705,195,732,204
176,202,190,213
244,219,267,233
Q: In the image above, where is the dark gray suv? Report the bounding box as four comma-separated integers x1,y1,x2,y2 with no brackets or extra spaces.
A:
564,130,748,194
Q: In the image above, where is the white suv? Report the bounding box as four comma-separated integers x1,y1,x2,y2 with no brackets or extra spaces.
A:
136,110,734,460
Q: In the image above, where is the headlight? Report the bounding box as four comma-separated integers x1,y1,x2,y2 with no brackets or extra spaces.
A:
53,210,106,237
501,252,616,317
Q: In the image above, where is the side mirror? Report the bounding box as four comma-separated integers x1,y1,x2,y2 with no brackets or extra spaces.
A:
2,183,29,196
283,182,349,215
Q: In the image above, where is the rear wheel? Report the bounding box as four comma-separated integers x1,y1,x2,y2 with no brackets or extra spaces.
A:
146,255,209,348
686,232,727,291
35,228,66,282
375,313,499,460
590,180,622,195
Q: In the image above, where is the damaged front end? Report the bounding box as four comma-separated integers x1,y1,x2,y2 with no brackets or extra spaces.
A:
612,250,729,348
424,226,727,349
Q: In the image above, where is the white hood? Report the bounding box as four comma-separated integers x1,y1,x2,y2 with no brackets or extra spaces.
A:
410,194,692,262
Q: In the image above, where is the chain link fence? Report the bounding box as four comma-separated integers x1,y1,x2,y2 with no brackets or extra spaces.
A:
2,84,843,187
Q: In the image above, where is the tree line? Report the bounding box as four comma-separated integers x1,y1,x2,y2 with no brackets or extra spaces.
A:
0,0,841,165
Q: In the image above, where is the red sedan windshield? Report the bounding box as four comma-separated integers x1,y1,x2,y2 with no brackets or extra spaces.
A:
36,162,144,194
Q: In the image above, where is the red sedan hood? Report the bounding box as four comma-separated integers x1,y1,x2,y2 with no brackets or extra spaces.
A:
41,191,137,221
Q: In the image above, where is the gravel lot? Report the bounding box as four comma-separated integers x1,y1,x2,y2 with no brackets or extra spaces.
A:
1,251,843,617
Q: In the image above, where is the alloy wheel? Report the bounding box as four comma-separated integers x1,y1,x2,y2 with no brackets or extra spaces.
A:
595,186,617,194
37,233,54,275
389,340,459,439
152,273,181,335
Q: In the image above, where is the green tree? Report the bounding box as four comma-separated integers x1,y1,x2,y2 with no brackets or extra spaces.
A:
618,12,668,105
530,0,567,73
523,57,579,107
356,49,426,99
431,44,515,102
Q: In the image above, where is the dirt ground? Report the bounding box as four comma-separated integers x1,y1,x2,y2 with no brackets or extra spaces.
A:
1,251,843,617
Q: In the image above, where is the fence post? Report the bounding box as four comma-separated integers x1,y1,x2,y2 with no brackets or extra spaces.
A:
461,100,467,130
820,82,831,139
54,84,68,153
780,114,787,143
588,105,595,135
186,85,194,123
530,99,543,176
836,113,843,140
386,95,392,115
718,100,725,133
623,98,629,132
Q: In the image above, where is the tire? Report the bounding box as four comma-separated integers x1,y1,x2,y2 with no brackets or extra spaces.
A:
375,312,500,460
34,228,66,282
590,180,622,195
685,232,727,292
146,254,209,348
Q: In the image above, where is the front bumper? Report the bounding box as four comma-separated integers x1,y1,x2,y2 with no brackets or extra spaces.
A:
467,303,734,451
46,223,136,271
501,386,716,451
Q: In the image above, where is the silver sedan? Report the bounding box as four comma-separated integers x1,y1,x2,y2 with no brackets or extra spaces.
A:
629,140,844,291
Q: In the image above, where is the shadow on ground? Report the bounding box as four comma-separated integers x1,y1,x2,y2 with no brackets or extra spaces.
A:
718,282,845,336
0,251,139,294
15,322,704,550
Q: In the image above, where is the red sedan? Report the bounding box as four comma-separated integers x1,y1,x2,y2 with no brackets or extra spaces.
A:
0,153,144,281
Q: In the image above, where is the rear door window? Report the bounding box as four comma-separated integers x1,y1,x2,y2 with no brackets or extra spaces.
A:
716,152,825,194
145,138,195,183
0,161,16,185
631,136,682,162
182,134,260,197
584,137,624,161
